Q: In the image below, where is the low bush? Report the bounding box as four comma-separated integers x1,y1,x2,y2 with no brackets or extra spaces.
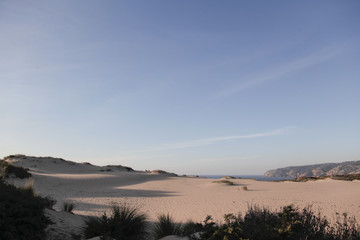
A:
0,160,32,179
84,205,148,240
181,205,360,240
293,174,360,182
212,180,234,185
181,220,204,238
0,179,52,240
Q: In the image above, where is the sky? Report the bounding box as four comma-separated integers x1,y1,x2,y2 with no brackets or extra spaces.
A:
0,1,359,175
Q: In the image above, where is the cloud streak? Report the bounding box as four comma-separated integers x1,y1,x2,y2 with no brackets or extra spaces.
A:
215,45,344,98
129,126,296,153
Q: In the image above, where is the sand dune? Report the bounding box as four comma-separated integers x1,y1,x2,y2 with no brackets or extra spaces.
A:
6,156,360,226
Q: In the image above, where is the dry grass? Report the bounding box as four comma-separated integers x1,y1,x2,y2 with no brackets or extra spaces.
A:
24,178,35,192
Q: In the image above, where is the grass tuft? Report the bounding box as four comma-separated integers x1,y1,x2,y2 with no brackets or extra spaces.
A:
63,201,76,213
153,213,182,239
84,204,148,240
23,178,35,196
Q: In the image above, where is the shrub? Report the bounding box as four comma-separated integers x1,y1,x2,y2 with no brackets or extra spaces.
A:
63,201,76,213
0,179,51,240
240,205,280,240
84,205,148,240
212,180,234,185
3,154,28,160
180,205,360,240
153,213,182,239
181,220,204,238
0,160,32,179
242,186,248,191
329,213,360,239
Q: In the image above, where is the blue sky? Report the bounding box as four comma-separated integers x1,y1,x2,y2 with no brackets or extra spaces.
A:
1,1,359,175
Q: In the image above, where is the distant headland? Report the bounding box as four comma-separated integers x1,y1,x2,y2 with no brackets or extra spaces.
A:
264,160,360,178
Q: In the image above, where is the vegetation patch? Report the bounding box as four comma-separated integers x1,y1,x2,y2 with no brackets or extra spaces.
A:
151,170,178,176
63,202,76,214
177,205,360,240
153,213,182,239
3,154,28,160
331,174,360,181
293,174,360,182
0,159,32,179
84,205,148,240
0,178,54,240
212,180,234,185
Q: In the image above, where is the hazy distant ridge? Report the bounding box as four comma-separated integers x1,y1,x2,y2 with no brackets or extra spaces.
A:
264,160,360,178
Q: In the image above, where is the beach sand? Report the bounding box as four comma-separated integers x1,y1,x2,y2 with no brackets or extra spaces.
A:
5,156,360,239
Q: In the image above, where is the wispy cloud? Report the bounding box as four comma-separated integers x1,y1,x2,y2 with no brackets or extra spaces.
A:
214,45,344,98
128,126,296,153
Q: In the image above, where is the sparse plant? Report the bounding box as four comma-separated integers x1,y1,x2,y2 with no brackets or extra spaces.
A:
153,213,182,239
329,212,360,239
242,186,248,191
63,201,76,213
84,204,148,240
24,178,35,195
0,162,7,180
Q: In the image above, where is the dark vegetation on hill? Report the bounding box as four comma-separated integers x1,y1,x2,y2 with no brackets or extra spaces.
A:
199,206,360,240
265,160,360,178
0,178,55,240
291,174,360,182
105,165,134,172
0,159,32,179
83,204,360,240
3,154,136,173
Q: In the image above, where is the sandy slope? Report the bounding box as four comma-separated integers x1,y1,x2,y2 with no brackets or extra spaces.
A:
6,156,360,225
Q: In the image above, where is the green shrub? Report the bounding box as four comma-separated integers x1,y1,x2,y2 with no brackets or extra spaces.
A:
153,213,182,239
63,202,76,213
84,205,148,240
0,179,52,240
